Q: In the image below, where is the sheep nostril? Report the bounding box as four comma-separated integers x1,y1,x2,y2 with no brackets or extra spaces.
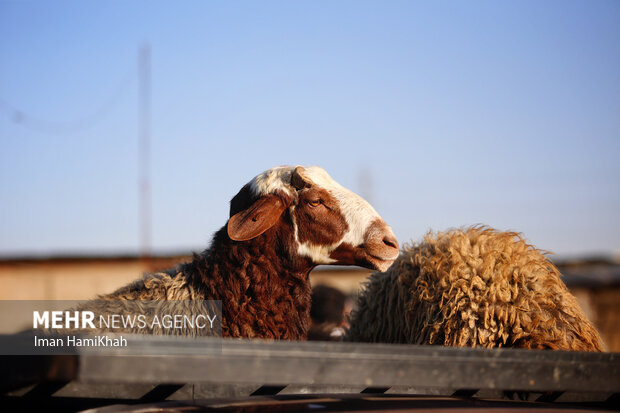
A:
383,235,399,250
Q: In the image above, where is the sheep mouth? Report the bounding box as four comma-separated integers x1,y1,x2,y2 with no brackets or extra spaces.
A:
365,254,397,272
364,241,399,272
329,243,398,272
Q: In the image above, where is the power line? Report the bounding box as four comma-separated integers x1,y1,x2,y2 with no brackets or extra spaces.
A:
2,47,154,261
0,70,135,135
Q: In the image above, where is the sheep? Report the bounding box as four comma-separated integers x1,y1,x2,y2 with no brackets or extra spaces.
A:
346,226,604,351
307,284,349,340
67,165,399,340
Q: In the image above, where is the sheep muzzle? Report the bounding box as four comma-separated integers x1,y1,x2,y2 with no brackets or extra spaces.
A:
329,219,399,272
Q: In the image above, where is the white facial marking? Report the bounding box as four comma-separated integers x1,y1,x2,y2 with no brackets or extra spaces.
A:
249,166,297,198
288,207,337,264
248,165,382,263
297,243,337,264
301,166,381,248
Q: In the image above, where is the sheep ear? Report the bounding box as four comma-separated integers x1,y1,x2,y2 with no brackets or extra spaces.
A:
227,194,287,241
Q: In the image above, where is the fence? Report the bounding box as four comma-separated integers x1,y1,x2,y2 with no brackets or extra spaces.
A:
2,334,618,411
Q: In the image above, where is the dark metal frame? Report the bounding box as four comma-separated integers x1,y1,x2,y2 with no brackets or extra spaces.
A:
2,334,619,409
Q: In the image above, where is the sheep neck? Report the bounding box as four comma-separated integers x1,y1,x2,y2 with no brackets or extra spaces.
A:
188,222,314,340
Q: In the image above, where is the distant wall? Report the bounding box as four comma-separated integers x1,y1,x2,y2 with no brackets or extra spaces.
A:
0,257,373,301
571,287,620,352
1,256,618,351
0,256,185,300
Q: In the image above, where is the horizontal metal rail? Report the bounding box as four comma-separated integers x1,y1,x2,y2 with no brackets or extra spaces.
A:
3,334,619,395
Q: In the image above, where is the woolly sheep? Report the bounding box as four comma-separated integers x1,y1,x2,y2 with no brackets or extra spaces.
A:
346,226,603,351
70,165,399,340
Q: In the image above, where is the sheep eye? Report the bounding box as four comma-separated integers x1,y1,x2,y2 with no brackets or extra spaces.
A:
308,199,321,207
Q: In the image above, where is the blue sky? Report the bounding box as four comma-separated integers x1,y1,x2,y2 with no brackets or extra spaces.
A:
1,1,619,258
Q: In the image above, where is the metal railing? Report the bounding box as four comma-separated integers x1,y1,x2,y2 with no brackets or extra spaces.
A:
2,334,619,410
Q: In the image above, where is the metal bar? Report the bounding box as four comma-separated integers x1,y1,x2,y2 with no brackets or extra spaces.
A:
250,385,287,396
138,384,185,402
78,336,619,393
3,335,619,394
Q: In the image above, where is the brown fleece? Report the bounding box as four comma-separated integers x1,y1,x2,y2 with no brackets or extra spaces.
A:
347,226,604,351
96,219,313,339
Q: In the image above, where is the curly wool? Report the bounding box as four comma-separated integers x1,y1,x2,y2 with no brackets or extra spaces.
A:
347,227,604,351
69,223,311,339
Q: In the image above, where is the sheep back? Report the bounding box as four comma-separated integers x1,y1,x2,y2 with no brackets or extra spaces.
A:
347,226,604,351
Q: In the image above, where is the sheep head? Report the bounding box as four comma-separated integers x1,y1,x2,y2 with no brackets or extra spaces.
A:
227,165,398,272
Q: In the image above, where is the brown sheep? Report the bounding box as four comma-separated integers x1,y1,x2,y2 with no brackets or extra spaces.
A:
69,165,399,340
346,226,604,351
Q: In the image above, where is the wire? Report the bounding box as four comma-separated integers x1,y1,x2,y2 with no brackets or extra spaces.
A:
0,70,136,135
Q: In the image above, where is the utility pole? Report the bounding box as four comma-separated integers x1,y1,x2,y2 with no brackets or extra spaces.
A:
358,166,374,207
139,44,151,260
